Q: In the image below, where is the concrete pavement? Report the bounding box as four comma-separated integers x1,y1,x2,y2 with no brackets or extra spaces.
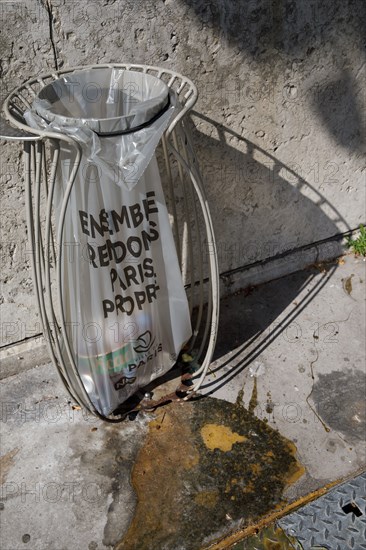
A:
0,254,365,549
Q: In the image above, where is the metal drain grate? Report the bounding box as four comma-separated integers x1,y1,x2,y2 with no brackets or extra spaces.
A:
278,472,366,550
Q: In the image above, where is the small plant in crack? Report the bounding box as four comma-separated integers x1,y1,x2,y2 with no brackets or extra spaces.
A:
346,224,366,256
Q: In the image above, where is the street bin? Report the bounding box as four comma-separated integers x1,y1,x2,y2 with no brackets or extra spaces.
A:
0,64,219,421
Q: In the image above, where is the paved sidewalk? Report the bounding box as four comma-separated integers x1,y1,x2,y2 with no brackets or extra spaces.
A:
0,255,365,550
204,254,365,488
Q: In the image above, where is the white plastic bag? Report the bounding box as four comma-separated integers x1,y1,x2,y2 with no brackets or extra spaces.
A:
26,68,192,415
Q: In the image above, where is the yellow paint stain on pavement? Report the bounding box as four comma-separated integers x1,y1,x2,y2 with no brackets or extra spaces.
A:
201,423,246,451
284,440,306,486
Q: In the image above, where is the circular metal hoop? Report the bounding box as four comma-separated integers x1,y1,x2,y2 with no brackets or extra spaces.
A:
1,63,220,420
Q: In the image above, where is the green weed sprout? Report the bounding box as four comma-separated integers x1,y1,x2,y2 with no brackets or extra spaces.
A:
346,224,366,256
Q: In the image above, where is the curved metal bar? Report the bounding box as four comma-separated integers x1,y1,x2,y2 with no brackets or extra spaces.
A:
2,63,198,142
177,124,205,352
55,140,101,413
42,141,83,404
161,134,182,265
169,125,213,364
178,123,211,357
24,141,78,402
172,128,195,313
0,116,38,141
166,140,220,393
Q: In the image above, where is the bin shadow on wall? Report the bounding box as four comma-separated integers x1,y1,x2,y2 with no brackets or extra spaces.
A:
185,112,350,394
119,113,351,405
175,0,364,392
180,0,366,62
181,0,366,154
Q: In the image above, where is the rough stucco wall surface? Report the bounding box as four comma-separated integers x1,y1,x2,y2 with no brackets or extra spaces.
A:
0,0,365,346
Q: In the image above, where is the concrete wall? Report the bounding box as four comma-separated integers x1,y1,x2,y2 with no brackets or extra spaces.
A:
1,0,365,348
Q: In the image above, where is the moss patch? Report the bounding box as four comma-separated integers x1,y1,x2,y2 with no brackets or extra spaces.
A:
116,397,305,550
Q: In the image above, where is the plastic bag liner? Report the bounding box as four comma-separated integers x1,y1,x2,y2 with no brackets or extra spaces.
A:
25,68,192,415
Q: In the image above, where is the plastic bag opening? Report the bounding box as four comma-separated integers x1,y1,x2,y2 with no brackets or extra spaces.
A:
34,68,171,136
26,68,179,190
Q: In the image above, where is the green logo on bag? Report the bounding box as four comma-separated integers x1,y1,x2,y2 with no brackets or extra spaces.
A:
78,330,162,377
78,343,134,376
